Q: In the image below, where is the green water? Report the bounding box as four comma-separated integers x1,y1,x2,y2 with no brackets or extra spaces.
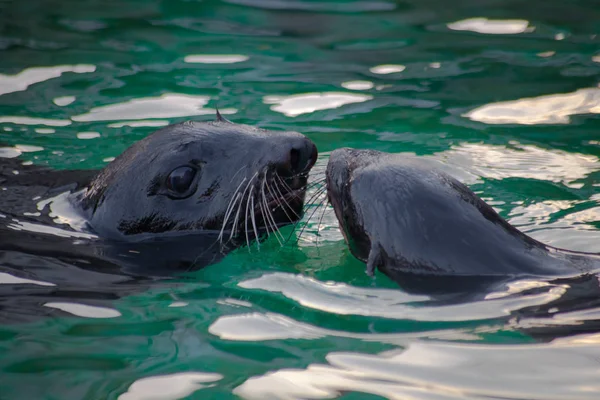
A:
2,0,600,399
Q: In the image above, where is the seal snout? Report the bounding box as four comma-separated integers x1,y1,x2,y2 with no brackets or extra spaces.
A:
278,138,318,177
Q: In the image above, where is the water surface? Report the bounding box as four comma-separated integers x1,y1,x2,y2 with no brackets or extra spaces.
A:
1,0,600,399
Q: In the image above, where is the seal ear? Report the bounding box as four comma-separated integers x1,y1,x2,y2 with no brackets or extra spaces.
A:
215,108,232,123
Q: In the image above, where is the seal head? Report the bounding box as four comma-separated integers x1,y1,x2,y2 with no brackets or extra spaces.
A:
72,119,317,240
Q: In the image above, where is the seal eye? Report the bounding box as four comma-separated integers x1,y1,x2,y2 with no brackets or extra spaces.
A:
166,166,197,196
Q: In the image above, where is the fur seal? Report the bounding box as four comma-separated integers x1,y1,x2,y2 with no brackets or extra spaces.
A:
72,115,318,240
0,115,317,321
325,148,600,293
2,115,317,242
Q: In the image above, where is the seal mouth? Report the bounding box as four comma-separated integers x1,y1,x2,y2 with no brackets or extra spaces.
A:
217,167,310,247
216,136,317,247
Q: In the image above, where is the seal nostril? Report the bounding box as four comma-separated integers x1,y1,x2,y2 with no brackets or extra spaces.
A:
289,148,301,173
280,140,318,176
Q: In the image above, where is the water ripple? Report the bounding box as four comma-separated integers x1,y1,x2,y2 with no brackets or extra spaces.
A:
209,311,491,343
238,273,565,322
235,338,600,400
464,86,600,125
71,94,236,122
447,18,533,35
43,302,121,318
264,92,372,117
223,0,395,12
433,142,598,188
118,372,223,400
0,65,95,96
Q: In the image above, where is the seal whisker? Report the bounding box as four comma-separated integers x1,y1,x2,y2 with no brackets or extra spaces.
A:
263,194,284,246
305,186,328,211
287,185,327,230
283,186,327,246
267,179,299,220
274,174,297,197
280,173,317,195
230,171,258,242
218,192,241,245
294,189,328,245
305,180,325,195
257,180,271,239
302,185,328,209
274,173,318,202
188,238,222,272
260,177,285,245
230,197,243,239
305,177,327,189
229,165,247,184
250,193,260,249
315,196,330,248
259,178,280,240
244,184,253,251
218,177,247,243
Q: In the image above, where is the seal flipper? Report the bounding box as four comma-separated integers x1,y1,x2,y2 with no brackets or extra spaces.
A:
366,244,382,277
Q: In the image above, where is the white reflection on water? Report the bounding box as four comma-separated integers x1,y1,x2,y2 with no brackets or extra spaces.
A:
369,64,405,74
0,65,95,96
537,51,556,58
184,54,249,63
341,80,374,90
14,144,44,153
237,272,565,322
71,94,237,122
43,302,121,318
0,147,23,158
53,95,76,106
0,272,55,287
432,142,598,188
76,131,100,139
0,116,71,126
209,311,489,343
107,120,170,128
510,202,600,251
7,218,97,240
235,338,600,400
118,372,223,400
32,191,96,236
447,18,532,35
464,86,600,125
35,128,55,134
509,200,578,228
264,92,372,117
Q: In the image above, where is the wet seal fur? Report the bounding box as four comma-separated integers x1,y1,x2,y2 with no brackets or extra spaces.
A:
0,115,317,321
326,148,600,294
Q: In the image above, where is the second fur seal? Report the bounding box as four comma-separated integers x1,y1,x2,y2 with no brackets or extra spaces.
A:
325,148,600,293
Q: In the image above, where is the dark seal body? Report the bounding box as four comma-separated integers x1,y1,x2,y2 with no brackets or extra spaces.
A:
0,118,317,322
326,148,600,294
